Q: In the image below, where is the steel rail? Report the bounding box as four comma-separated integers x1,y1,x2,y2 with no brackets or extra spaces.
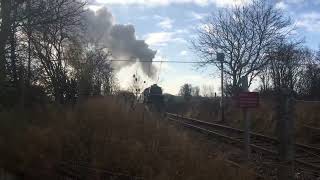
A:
167,117,268,180
166,113,320,154
168,117,277,155
166,113,320,177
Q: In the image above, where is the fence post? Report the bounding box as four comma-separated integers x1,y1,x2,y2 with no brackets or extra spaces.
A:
277,88,295,180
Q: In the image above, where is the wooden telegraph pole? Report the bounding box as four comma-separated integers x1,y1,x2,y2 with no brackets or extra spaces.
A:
217,53,225,122
238,76,259,161
277,88,295,180
241,76,251,160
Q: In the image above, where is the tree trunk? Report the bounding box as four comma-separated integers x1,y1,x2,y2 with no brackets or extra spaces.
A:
232,73,238,95
19,65,25,109
0,0,12,83
27,0,32,88
10,24,17,85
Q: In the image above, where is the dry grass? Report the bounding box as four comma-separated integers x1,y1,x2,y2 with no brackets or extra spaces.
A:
179,97,320,141
0,97,255,180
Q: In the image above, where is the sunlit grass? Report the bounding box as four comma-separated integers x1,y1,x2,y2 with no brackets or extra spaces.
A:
0,97,255,179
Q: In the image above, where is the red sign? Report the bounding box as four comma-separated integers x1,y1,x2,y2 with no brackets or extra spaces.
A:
238,92,259,108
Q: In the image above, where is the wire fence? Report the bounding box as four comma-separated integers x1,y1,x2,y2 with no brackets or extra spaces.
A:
293,99,320,103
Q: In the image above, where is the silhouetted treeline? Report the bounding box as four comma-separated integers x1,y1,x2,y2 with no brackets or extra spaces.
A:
258,42,320,100
0,0,119,109
192,0,320,99
179,84,200,101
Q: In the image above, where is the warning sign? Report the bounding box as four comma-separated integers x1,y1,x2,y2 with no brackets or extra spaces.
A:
238,92,259,108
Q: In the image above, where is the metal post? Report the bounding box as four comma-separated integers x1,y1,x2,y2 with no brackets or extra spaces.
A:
242,76,251,160
217,53,225,122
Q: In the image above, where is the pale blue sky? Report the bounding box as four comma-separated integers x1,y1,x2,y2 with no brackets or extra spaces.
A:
88,0,320,95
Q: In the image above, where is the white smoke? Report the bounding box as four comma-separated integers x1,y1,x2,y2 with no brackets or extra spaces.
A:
83,8,157,78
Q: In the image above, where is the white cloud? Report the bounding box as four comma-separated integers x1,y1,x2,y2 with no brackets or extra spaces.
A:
153,15,163,19
172,37,187,44
144,32,174,46
115,54,219,95
153,55,174,79
180,50,188,56
280,0,320,7
190,11,209,20
144,31,187,46
87,5,104,12
157,17,174,30
116,61,220,95
136,16,148,20
161,74,219,95
116,55,174,91
95,0,249,7
175,29,189,34
275,2,288,10
213,0,249,7
296,12,320,32
285,0,305,4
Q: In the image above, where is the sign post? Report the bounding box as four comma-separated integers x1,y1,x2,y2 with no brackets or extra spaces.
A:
238,76,259,160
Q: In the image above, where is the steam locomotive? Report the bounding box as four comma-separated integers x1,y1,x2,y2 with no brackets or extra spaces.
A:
143,84,164,112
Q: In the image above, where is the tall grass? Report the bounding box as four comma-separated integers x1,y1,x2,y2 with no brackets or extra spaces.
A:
0,97,255,179
177,97,320,142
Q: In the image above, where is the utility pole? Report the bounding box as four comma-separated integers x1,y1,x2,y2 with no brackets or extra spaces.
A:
277,88,295,180
217,53,225,122
241,76,251,160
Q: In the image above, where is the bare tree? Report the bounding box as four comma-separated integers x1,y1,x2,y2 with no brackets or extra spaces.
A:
179,84,193,101
66,34,118,100
0,0,86,106
29,0,85,103
268,41,307,91
69,46,115,99
0,0,13,84
297,48,320,99
129,72,146,99
192,86,200,97
266,42,307,178
258,67,272,93
193,0,292,94
202,85,215,98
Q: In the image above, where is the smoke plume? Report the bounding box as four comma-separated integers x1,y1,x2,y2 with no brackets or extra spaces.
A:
84,8,157,78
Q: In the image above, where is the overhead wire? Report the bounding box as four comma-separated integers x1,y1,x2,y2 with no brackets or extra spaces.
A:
110,59,320,66
110,59,214,64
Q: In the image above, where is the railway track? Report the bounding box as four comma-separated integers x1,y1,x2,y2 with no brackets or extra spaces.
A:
166,112,320,178
57,161,143,180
